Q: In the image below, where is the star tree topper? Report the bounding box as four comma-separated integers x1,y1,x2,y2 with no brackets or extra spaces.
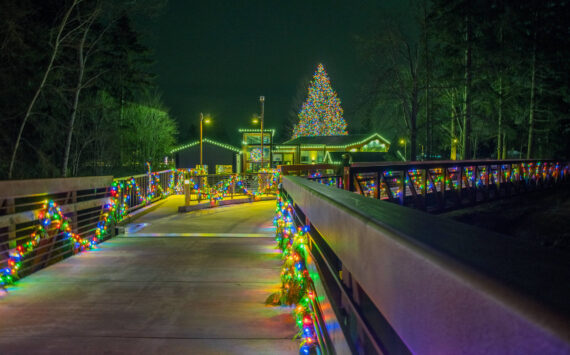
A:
292,63,348,138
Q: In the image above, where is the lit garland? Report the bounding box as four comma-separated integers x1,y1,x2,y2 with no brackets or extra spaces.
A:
207,169,281,205
292,63,348,138
1,200,114,287
334,162,565,202
270,193,320,354
1,168,280,287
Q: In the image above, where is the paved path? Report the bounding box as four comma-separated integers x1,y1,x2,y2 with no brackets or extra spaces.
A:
0,197,295,354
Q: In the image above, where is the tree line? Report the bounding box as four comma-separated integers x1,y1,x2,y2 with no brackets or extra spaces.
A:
355,0,569,161
0,0,176,179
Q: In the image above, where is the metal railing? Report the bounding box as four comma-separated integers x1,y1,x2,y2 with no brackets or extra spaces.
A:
279,163,336,176
184,173,278,202
328,159,569,212
307,175,344,189
1,169,281,287
0,176,113,283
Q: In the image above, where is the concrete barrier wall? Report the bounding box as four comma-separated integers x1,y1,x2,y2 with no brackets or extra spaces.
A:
283,176,570,354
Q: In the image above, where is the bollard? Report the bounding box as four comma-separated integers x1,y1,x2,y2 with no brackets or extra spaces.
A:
184,179,190,206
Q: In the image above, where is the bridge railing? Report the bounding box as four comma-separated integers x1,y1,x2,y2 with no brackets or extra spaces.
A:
184,172,278,201
113,169,179,214
0,176,113,284
281,176,570,354
305,159,570,212
279,163,336,176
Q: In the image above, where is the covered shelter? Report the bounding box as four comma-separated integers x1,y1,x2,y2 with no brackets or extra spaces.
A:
273,133,391,165
171,138,242,174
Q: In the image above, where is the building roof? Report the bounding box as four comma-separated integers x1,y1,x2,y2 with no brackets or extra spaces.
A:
325,151,401,164
281,133,390,147
170,138,242,154
238,128,275,137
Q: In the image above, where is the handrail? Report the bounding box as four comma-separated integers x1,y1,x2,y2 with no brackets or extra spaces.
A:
333,159,570,212
281,175,570,354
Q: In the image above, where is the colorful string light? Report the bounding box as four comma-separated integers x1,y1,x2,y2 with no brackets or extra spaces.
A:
272,193,320,354
1,200,114,287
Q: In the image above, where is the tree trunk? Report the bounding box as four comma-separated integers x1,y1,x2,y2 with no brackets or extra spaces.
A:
62,16,92,177
502,132,507,159
462,0,473,160
497,76,502,159
8,0,78,179
410,77,418,161
526,29,537,159
450,93,456,159
423,0,431,159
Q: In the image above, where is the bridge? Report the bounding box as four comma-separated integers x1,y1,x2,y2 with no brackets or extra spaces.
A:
1,160,569,354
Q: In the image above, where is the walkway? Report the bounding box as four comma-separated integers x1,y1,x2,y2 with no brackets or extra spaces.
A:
0,197,295,354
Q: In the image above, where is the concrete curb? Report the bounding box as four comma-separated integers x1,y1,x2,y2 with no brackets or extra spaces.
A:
178,196,276,213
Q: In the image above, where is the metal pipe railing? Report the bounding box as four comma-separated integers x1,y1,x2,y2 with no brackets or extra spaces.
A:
306,159,569,213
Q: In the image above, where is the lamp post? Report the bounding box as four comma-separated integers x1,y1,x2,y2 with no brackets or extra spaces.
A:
199,113,211,167
399,138,407,160
259,96,265,171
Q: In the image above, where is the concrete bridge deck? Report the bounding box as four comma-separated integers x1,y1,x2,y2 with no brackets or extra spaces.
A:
0,197,295,354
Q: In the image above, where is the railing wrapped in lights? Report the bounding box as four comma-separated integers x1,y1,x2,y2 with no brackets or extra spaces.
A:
1,199,116,286
270,192,327,355
337,160,570,212
1,168,281,288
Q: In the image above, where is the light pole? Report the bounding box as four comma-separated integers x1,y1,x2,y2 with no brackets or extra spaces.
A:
399,138,407,160
199,113,211,167
259,96,265,170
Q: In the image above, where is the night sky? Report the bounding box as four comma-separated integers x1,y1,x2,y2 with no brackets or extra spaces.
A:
141,1,404,144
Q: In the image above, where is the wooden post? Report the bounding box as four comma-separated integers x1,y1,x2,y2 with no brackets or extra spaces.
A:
399,169,405,205
457,166,463,207
7,198,16,249
184,178,190,206
374,172,380,199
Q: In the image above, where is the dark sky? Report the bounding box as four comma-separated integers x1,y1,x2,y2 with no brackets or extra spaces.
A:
141,1,402,144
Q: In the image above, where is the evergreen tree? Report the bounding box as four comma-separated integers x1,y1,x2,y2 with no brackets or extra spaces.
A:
292,63,348,138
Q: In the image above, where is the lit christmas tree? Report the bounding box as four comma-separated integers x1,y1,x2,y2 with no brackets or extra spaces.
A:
292,63,348,138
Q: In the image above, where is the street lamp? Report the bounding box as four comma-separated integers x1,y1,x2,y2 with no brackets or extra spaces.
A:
200,112,211,167
399,138,407,160
259,96,265,170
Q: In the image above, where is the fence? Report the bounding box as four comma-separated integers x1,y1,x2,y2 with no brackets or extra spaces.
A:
280,175,570,354
316,159,569,212
0,176,113,285
0,169,280,287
